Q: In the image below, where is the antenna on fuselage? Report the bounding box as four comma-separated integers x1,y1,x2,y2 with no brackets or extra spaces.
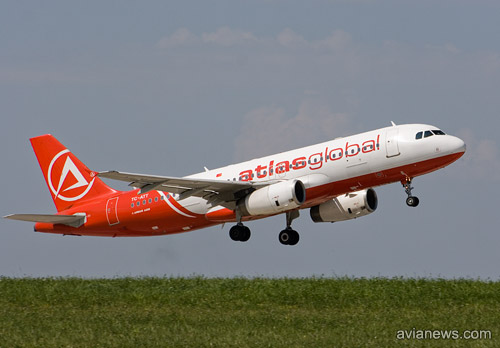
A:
391,121,397,126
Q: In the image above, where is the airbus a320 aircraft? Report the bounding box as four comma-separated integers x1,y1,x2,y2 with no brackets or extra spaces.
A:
5,123,465,246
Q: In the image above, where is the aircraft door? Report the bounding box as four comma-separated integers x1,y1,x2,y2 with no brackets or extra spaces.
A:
385,128,400,157
106,197,120,226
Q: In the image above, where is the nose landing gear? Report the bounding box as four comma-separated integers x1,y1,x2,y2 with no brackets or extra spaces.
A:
402,178,420,207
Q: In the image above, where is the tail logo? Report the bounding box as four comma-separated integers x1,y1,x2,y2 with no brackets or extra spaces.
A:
47,149,95,202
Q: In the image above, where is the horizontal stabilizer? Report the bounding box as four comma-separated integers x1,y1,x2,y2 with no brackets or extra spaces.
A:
4,214,85,228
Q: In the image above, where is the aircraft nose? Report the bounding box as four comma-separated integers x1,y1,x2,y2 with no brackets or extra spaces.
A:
449,136,466,154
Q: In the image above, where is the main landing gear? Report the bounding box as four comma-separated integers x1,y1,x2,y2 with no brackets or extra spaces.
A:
278,210,300,246
229,210,301,246
402,177,420,207
229,223,251,242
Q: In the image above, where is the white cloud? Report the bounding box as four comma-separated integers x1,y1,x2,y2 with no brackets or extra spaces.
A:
313,30,352,51
201,27,259,46
157,27,262,49
157,27,355,52
276,28,307,48
234,99,351,161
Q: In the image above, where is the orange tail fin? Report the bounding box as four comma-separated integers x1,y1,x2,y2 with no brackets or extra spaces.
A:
30,134,117,212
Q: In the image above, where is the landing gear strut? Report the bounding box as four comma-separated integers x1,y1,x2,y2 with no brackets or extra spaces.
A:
279,211,300,246
402,178,419,207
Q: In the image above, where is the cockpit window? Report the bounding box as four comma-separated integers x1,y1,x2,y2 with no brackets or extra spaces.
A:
424,130,433,138
415,131,423,140
432,130,446,135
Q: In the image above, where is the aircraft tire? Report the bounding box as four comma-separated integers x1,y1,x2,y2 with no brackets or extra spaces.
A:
288,230,299,246
406,196,420,207
279,229,300,246
279,230,290,245
229,225,251,242
229,225,240,241
239,226,251,242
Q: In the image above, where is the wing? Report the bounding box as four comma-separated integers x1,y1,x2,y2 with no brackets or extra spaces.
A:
4,214,85,228
99,171,268,208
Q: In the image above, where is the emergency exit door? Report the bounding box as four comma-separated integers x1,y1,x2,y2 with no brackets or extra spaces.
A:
106,197,120,226
385,128,400,157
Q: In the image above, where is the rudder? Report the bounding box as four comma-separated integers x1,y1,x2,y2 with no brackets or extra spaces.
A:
30,134,117,212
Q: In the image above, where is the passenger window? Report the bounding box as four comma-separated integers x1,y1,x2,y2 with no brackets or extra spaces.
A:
416,131,423,139
424,130,433,138
142,200,146,205
131,203,134,208
137,201,140,206
155,197,158,202
148,198,152,204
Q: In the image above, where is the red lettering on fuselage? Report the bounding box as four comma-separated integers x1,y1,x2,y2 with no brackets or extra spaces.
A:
292,157,307,170
239,170,253,182
255,164,267,178
327,148,343,161
238,134,381,181
362,140,376,153
346,142,360,157
309,153,323,170
275,161,290,174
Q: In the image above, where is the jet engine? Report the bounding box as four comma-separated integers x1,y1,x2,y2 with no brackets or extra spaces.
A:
238,179,306,216
310,188,378,223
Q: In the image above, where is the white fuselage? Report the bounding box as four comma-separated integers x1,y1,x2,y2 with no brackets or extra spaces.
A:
183,123,465,216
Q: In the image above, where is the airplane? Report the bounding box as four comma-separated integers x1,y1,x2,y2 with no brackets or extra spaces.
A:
4,122,466,246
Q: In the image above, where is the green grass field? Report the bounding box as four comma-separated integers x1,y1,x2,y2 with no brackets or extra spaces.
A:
0,277,498,347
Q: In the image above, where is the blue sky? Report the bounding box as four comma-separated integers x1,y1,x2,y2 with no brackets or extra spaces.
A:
1,0,499,278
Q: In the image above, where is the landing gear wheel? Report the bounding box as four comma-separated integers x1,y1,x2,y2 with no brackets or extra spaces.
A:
279,229,299,246
229,224,251,242
229,225,240,241
288,230,299,246
406,196,420,207
239,226,251,242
